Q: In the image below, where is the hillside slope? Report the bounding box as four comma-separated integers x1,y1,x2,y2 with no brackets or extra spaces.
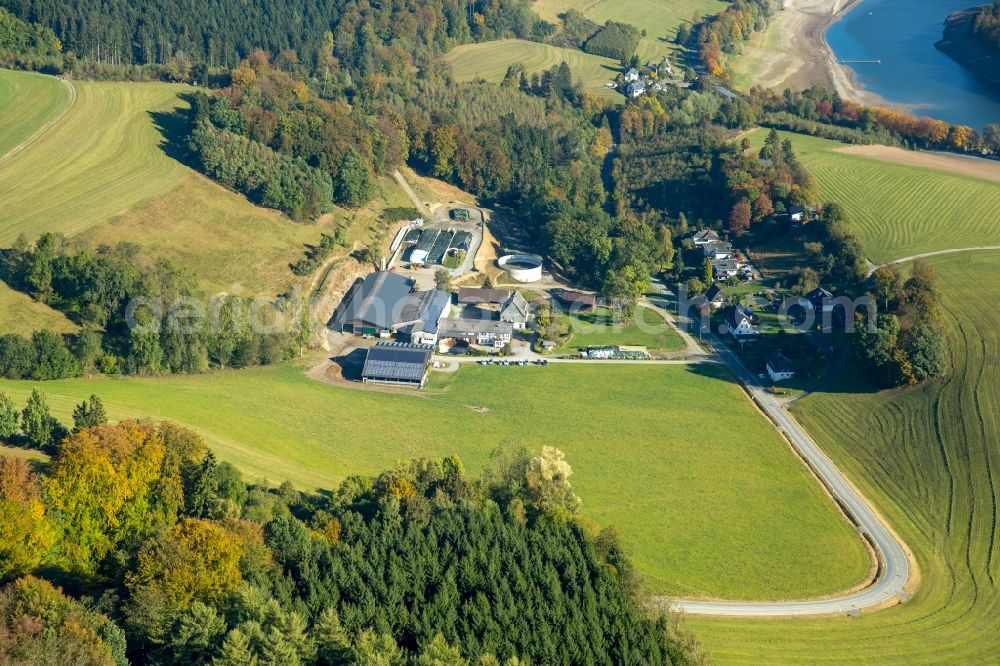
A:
0,71,407,295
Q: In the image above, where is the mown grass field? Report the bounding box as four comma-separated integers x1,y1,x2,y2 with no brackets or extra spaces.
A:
690,251,1000,662
0,281,78,336
532,0,726,61
0,362,869,601
748,129,1000,263
445,39,621,100
554,304,686,353
0,69,409,296
0,69,70,158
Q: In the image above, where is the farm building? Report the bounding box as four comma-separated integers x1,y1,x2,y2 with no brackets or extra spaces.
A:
766,351,796,382
457,287,510,306
557,290,597,311
329,271,415,336
438,319,513,348
394,289,452,345
329,272,450,342
499,291,531,329
361,342,435,388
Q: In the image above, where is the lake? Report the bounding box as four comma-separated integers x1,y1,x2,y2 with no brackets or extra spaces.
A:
827,0,1000,128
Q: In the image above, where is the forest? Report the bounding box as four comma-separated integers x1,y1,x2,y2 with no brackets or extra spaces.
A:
0,0,544,74
0,416,703,665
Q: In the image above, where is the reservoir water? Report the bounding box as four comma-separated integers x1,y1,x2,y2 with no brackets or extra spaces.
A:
827,0,1000,128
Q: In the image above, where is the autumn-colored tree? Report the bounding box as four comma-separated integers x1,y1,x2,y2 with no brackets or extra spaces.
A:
0,458,53,580
126,518,247,611
0,576,125,666
429,125,458,178
729,198,751,233
871,265,901,309
948,125,975,150
45,422,167,570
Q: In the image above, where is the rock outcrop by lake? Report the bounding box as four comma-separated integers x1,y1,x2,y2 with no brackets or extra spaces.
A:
935,6,1000,87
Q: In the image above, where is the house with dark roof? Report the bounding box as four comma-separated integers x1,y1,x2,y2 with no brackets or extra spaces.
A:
726,305,758,339
499,291,531,329
806,286,835,313
712,258,740,279
702,241,733,259
704,283,728,310
361,342,434,388
457,287,511,306
329,271,416,336
557,290,597,312
766,351,795,382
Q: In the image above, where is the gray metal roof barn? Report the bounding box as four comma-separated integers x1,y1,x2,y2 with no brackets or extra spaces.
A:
361,342,435,387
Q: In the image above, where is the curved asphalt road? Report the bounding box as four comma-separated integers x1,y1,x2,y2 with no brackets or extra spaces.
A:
653,285,911,617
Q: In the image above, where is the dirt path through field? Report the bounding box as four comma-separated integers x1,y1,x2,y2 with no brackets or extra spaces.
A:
836,145,1000,183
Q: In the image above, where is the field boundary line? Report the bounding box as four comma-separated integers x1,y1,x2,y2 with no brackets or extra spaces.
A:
0,75,77,167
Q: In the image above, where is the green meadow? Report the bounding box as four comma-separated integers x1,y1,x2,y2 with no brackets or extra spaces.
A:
749,129,1000,263
554,304,686,353
0,362,869,601
691,250,1000,663
0,69,70,159
0,281,77,336
0,69,409,296
445,39,622,100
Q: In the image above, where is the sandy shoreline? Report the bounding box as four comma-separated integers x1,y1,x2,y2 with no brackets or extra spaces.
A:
735,0,885,106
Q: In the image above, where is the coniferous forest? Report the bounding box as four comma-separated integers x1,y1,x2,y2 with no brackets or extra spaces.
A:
0,419,703,665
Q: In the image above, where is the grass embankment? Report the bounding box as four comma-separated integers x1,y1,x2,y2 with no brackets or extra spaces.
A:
0,362,868,601
445,39,622,100
554,305,686,353
0,281,77,335
0,69,70,158
532,0,726,61
0,70,410,296
691,250,1000,662
748,130,1000,263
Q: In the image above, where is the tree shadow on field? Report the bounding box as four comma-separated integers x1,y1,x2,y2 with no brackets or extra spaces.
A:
149,92,199,169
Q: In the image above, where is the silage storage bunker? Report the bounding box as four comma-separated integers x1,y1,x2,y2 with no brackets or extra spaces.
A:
498,254,542,283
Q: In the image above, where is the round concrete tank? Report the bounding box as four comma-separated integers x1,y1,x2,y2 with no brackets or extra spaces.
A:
498,254,542,283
